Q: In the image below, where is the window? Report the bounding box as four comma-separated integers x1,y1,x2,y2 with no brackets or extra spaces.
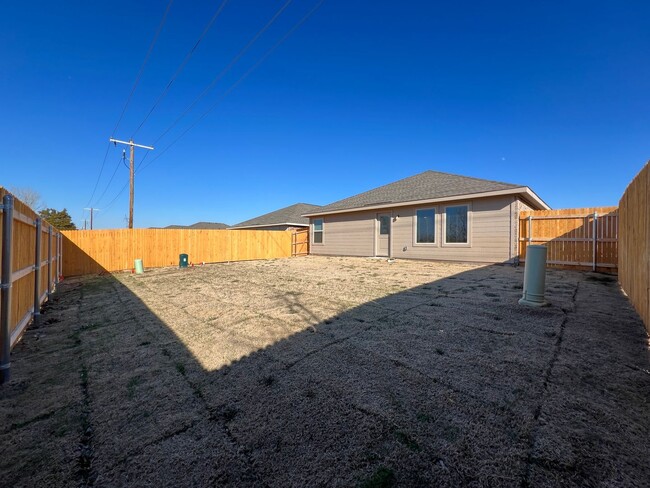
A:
379,215,390,235
313,218,323,244
416,208,435,243
445,205,468,244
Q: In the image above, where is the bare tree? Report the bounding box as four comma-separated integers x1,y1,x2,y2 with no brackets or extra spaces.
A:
9,187,45,211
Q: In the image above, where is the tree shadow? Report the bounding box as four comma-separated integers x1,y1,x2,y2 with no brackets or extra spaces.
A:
1,253,648,487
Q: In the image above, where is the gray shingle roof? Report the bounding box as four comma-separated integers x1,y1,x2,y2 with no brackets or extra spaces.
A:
231,203,322,228
162,222,229,230
307,170,524,214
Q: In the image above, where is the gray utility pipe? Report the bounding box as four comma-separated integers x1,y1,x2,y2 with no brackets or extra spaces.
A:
519,244,549,307
1,194,14,383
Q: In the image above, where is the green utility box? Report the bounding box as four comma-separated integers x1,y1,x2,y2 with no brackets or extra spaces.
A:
179,253,189,268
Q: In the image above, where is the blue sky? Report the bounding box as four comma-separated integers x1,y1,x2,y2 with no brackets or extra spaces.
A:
2,1,648,228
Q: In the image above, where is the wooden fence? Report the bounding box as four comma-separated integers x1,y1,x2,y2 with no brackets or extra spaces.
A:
619,162,649,332
291,229,309,256
519,207,618,272
0,188,62,383
62,228,295,276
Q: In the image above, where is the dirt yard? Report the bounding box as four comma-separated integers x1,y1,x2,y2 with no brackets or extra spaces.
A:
1,256,648,487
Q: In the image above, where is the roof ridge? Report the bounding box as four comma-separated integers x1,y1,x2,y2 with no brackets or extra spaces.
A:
421,169,524,188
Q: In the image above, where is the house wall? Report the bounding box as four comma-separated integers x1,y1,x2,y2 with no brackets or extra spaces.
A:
310,195,519,263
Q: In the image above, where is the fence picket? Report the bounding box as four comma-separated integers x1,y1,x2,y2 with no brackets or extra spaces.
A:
519,206,618,272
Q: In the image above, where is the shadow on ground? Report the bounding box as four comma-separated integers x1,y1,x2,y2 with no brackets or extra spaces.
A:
0,257,648,487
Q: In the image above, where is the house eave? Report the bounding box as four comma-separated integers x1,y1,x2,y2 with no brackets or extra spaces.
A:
303,187,550,217
229,222,309,230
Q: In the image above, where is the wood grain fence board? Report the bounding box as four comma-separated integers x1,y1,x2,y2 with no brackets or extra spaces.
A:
61,228,295,276
519,206,618,272
619,162,649,331
291,229,309,256
0,187,61,350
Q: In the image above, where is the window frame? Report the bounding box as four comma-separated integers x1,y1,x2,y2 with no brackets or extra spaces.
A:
412,206,438,247
312,218,324,245
442,203,472,247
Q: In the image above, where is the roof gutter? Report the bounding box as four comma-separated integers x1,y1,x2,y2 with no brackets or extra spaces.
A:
303,187,550,217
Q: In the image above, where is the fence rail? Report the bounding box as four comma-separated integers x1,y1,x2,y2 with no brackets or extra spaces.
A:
62,228,297,276
619,162,649,332
519,207,618,272
0,188,61,383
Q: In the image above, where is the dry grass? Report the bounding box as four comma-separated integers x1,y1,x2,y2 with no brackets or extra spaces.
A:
1,256,648,487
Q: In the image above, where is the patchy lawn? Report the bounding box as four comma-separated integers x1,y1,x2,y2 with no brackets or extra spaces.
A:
1,256,648,487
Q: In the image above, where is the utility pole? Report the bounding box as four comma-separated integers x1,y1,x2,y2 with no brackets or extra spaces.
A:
109,138,154,229
83,208,100,230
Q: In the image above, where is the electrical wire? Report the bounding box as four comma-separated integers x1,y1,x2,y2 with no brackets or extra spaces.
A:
139,0,325,175
84,142,113,208
133,0,295,173
102,181,129,212
104,0,324,217
112,0,174,137
94,152,128,207
86,0,173,211
146,0,295,149
131,0,230,138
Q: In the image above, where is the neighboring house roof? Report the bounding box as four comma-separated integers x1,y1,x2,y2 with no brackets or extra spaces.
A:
155,222,229,230
230,203,322,229
304,170,549,216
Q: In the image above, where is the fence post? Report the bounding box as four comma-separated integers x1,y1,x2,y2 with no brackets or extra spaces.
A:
1,194,15,384
47,225,52,298
58,233,62,280
592,212,598,271
54,230,59,286
33,218,42,317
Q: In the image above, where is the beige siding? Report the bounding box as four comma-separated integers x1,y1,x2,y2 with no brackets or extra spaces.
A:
311,195,517,263
311,211,375,256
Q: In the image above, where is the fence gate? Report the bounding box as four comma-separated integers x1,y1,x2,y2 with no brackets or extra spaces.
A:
291,229,309,257
519,207,618,272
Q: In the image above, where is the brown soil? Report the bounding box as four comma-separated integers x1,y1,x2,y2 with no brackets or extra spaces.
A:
1,256,648,487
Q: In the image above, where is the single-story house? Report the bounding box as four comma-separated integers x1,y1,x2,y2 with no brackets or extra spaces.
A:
302,170,549,263
230,203,322,231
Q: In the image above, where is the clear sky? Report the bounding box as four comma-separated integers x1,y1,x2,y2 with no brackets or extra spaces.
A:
2,1,649,229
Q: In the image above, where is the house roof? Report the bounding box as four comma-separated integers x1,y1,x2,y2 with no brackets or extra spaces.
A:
230,203,322,229
303,170,549,216
161,222,229,230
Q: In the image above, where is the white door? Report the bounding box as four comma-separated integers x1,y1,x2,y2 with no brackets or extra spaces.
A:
376,213,391,257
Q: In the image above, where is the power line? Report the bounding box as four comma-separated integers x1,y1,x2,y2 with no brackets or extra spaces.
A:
146,0,295,149
85,142,113,208
112,0,175,137
131,0,231,138
109,138,154,228
133,0,295,173
104,0,324,216
94,151,128,207
139,0,325,175
86,0,173,210
102,181,129,212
